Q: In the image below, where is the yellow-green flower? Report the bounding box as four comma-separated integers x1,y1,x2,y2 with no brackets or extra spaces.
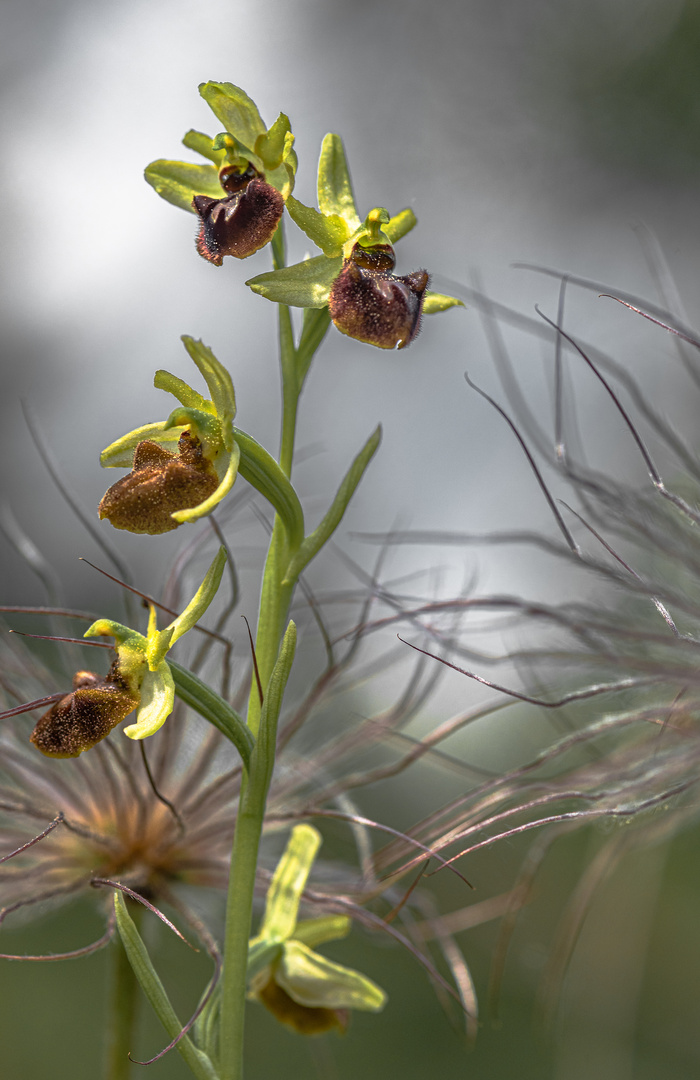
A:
99,336,239,534
248,824,387,1035
145,82,297,263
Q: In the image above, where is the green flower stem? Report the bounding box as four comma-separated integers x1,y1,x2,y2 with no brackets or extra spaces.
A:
105,907,142,1080
220,625,297,1080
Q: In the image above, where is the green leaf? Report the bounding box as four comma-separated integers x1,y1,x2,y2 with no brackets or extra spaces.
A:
100,422,185,469
182,130,225,165
284,425,382,583
234,429,304,550
276,940,387,1012
258,825,322,942
422,291,465,315
113,893,218,1080
169,660,254,768
286,196,349,257
144,159,222,213
384,207,417,244
296,308,332,387
249,620,297,754
255,113,292,170
246,254,343,308
317,134,361,230
199,81,265,157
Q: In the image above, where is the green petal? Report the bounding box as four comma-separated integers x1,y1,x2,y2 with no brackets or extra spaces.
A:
181,129,226,165
255,113,292,170
100,422,186,468
154,369,214,415
246,254,343,308
144,159,222,213
199,81,265,157
292,916,351,948
286,196,349,257
422,291,465,315
317,134,361,230
384,207,417,244
180,336,236,445
123,661,175,740
171,443,240,524
258,825,322,943
277,941,387,1012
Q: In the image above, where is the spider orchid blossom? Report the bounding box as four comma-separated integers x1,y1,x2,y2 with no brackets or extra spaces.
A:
248,824,386,1035
246,134,463,349
99,337,239,534
145,81,297,263
31,548,226,755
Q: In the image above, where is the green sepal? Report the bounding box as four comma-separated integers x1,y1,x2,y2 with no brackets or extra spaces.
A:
146,548,227,668
246,254,343,308
169,660,254,768
113,893,218,1080
144,159,222,213
199,81,266,158
255,113,292,170
233,429,304,550
182,130,226,165
257,824,322,942
384,207,417,244
276,940,387,1013
181,336,236,446
247,939,285,983
100,422,185,469
317,134,360,230
423,291,465,315
292,916,351,949
286,196,349,257
284,425,381,584
123,661,175,741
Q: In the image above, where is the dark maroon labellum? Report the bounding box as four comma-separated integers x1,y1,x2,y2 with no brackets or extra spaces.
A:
98,431,219,535
192,177,284,264
328,243,429,350
30,667,140,758
218,162,259,194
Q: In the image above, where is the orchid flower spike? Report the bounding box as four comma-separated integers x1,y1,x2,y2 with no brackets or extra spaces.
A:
99,336,239,534
247,134,463,349
247,824,387,1035
30,548,228,757
145,81,297,263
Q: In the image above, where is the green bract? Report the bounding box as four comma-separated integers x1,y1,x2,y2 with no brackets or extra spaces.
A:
145,82,297,214
85,548,226,740
248,824,387,1033
246,133,463,317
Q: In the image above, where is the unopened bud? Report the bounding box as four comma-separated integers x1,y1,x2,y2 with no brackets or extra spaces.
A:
30,667,139,758
328,243,429,349
98,431,218,534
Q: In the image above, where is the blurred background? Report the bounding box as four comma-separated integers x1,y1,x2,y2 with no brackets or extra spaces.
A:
2,0,700,1076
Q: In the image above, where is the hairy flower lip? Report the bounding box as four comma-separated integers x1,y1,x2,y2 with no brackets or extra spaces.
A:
29,666,139,758
328,248,430,350
98,432,219,535
193,178,284,264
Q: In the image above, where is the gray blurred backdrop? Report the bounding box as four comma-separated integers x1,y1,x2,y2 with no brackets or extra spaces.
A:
3,0,700,1077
